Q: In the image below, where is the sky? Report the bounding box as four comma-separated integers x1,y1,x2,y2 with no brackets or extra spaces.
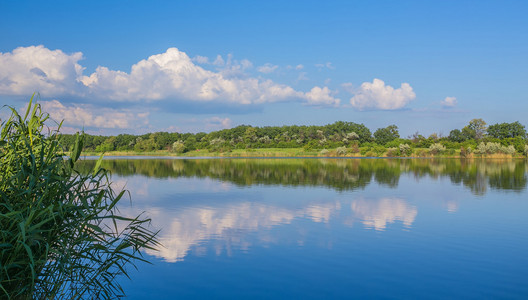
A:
1,0,527,136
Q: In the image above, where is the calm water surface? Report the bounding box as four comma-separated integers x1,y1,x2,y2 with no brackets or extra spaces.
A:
81,158,528,299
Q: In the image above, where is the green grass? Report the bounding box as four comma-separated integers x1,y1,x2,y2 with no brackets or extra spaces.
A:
77,147,526,158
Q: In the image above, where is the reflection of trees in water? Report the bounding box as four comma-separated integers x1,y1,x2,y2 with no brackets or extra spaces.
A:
78,158,528,195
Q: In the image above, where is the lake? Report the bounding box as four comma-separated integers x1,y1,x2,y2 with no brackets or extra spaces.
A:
81,158,528,299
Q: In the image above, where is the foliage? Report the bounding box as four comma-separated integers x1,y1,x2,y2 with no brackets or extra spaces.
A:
171,141,185,153
54,117,528,158
399,144,411,156
336,146,347,156
487,122,526,140
475,142,516,155
386,147,399,157
374,125,399,145
0,99,159,299
429,143,446,154
464,118,487,140
448,129,465,142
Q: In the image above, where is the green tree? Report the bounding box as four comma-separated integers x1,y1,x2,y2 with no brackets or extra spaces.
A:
243,127,257,144
374,125,399,145
448,129,465,142
487,121,526,139
464,118,487,140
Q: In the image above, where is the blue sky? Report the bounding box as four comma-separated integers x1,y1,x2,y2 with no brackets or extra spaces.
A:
1,0,527,136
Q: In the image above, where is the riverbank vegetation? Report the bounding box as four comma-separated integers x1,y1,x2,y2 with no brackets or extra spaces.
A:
0,100,158,298
61,119,528,158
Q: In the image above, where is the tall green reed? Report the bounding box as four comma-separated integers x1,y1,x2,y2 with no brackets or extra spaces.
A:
0,96,159,299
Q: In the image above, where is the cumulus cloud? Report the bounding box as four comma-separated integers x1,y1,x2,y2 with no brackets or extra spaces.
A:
0,45,85,96
349,78,416,110
304,86,340,106
1,45,342,109
257,63,278,74
40,100,149,129
441,96,457,107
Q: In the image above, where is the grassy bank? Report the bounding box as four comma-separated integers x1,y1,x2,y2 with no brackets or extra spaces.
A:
78,147,527,158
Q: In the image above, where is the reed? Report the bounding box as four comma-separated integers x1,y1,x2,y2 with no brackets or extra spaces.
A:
0,96,159,299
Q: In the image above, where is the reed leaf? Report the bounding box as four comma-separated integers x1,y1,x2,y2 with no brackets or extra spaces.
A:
0,99,159,299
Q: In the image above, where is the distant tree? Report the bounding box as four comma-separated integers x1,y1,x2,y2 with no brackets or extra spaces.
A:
171,141,185,153
464,118,487,140
243,127,257,144
374,125,399,145
487,121,526,139
448,129,465,142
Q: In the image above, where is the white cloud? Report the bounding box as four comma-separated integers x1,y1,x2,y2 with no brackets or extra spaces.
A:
257,63,278,74
79,48,303,104
205,117,232,130
441,96,457,107
297,72,308,81
349,78,416,110
212,55,225,66
286,64,304,70
39,99,149,129
315,62,334,70
304,86,340,106
0,45,341,109
192,55,209,64
0,45,85,96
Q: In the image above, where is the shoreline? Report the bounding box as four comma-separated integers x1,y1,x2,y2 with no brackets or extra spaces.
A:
77,148,526,159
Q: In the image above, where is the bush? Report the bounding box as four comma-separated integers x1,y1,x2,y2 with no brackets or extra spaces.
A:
336,146,347,156
399,144,411,156
0,100,158,299
525,145,528,156
319,149,329,156
502,145,516,155
349,141,360,153
171,140,186,153
429,143,446,155
475,142,516,155
386,147,399,157
460,146,472,157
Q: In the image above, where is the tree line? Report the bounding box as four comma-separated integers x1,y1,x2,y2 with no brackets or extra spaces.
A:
59,119,528,155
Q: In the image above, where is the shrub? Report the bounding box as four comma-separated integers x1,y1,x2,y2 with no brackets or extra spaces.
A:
475,142,516,155
0,100,158,299
349,141,360,153
502,145,516,155
171,140,185,153
386,147,399,157
525,145,528,156
429,143,446,155
416,149,427,157
399,144,411,156
460,146,470,157
319,149,329,156
336,146,347,156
